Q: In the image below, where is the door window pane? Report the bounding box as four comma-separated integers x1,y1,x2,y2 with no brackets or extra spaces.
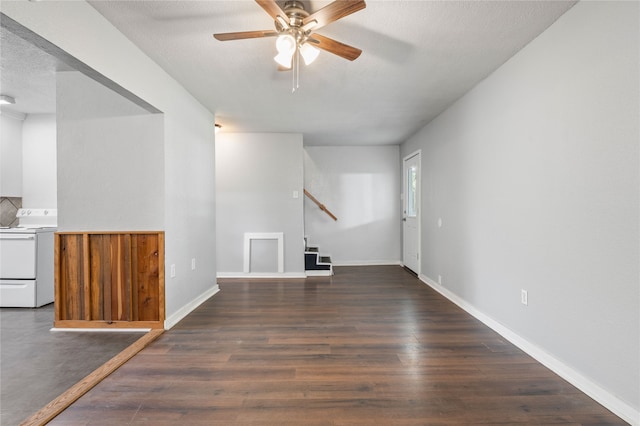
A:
407,166,417,217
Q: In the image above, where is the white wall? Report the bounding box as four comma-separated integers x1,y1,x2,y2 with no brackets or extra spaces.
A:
401,1,639,422
304,146,401,265
57,71,163,231
1,113,57,207
163,102,216,322
0,114,23,197
3,1,217,328
22,114,56,208
216,133,304,277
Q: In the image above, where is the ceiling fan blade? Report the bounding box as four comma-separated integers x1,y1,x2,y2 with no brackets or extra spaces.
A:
303,0,366,31
309,33,362,61
214,30,278,41
255,0,287,21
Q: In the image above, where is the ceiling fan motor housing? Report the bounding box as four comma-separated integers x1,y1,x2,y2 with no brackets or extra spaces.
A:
275,0,314,46
282,1,309,27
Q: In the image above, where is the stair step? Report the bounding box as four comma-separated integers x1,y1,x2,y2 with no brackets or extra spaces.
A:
305,253,330,270
304,239,333,276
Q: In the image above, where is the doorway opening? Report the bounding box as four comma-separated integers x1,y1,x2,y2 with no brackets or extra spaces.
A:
402,150,421,275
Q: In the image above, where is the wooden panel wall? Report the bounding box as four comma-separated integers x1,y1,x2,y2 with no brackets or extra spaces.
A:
55,232,164,329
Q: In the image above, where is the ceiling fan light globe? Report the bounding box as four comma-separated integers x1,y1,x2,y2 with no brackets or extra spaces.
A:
274,52,293,69
300,43,320,65
275,34,296,55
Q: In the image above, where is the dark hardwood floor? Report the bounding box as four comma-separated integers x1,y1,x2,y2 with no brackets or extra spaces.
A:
0,305,142,425
49,266,625,425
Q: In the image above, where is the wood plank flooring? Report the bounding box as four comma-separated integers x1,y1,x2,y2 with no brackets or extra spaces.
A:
0,305,143,425
21,330,163,426
49,266,625,425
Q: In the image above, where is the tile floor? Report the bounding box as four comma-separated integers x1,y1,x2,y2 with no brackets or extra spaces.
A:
0,304,143,425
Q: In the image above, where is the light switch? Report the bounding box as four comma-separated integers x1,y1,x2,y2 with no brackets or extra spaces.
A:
293,190,299,199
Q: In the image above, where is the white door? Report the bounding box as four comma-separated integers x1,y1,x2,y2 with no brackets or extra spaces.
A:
403,151,420,274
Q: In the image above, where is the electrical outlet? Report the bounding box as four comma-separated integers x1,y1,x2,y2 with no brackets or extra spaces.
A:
191,258,196,270
438,275,442,285
170,264,176,278
521,289,528,306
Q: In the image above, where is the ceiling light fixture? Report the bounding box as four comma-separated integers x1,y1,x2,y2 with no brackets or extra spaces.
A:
215,123,222,134
273,33,319,69
0,95,16,105
274,34,297,68
273,31,320,92
299,43,320,66
269,4,322,93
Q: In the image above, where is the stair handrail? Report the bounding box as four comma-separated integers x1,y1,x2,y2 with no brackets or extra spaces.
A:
303,189,338,221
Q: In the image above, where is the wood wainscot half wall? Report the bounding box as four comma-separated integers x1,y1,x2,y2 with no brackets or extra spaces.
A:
54,231,165,329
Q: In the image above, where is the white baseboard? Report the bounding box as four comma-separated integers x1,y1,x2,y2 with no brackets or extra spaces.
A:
333,260,402,267
305,270,333,277
419,273,639,426
164,284,220,330
217,272,307,279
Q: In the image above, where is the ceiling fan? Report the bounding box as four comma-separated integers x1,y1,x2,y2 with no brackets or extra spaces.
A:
213,0,366,70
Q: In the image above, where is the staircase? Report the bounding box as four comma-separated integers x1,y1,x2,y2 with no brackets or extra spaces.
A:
305,237,333,276
303,190,336,276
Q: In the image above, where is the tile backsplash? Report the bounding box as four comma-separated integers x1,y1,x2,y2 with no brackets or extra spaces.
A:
0,197,22,227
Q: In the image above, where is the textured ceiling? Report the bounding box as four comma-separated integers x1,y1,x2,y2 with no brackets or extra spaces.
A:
88,0,575,145
2,1,576,146
0,26,60,117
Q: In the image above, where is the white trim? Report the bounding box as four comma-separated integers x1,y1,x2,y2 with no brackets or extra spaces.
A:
164,284,220,329
419,273,640,426
243,232,284,274
402,149,422,162
333,260,402,266
305,270,333,277
217,272,306,279
50,328,150,333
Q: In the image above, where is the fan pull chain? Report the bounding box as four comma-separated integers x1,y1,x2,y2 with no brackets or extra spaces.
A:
291,50,297,93
292,49,300,93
